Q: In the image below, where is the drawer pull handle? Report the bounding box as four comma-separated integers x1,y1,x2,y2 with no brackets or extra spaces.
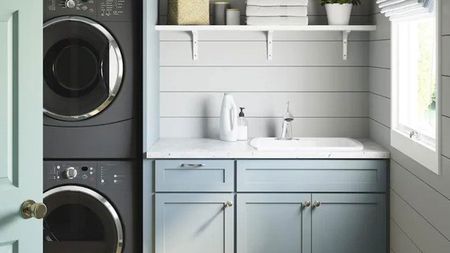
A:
303,201,311,208
180,163,205,168
312,201,321,208
224,201,233,208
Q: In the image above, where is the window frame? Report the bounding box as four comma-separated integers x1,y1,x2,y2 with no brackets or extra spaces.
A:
390,0,442,174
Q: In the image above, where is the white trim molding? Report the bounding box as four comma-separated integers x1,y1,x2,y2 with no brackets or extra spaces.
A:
390,0,442,175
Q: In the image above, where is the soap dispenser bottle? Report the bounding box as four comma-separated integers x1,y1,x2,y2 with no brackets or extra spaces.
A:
219,93,239,141
237,107,248,141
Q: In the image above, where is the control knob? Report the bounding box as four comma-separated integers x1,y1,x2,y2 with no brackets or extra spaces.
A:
64,167,78,179
65,0,76,8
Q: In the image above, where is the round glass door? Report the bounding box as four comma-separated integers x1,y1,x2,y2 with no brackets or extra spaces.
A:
43,16,123,121
43,186,123,253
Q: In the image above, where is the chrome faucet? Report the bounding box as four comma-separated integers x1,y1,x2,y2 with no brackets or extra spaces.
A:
280,102,294,140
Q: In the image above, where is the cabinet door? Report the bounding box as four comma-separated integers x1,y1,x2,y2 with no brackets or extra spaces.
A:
155,194,234,253
311,194,386,253
237,194,311,253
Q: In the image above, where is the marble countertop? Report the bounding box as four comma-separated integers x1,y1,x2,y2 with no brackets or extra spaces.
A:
145,138,390,159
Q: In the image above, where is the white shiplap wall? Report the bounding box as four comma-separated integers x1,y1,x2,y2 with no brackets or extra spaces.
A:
158,0,373,138
369,1,450,253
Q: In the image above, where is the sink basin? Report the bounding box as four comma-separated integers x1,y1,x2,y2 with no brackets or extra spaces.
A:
249,137,364,152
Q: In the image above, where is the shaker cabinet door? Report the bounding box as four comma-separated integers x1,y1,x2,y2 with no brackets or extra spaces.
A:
237,194,312,253
311,194,387,253
155,193,234,253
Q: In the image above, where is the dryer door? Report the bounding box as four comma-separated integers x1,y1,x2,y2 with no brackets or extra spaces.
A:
43,16,123,121
43,186,123,253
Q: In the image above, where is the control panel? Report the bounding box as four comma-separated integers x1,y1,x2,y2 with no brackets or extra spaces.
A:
44,161,129,189
44,0,131,21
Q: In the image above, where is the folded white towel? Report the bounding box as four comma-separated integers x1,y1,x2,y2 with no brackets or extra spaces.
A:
246,6,307,16
246,0,308,6
247,16,309,25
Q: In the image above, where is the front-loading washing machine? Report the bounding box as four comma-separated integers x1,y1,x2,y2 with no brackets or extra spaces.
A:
43,0,142,159
43,161,140,253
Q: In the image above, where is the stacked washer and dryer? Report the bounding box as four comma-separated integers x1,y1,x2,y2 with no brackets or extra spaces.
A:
42,1,141,253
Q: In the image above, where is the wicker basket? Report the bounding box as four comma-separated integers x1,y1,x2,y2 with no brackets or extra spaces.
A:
168,0,210,25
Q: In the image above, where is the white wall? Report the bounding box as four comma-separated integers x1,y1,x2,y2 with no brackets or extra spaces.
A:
369,2,450,252
158,0,374,138
144,0,160,152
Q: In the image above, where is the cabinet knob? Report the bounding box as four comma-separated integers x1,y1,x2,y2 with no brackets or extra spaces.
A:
312,201,321,208
303,201,311,208
224,201,233,208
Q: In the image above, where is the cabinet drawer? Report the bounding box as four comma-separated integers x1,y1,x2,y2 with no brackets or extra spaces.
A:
237,160,387,192
155,160,234,192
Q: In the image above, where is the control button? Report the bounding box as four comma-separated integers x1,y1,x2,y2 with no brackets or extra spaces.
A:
64,167,78,179
65,0,76,9
82,174,88,180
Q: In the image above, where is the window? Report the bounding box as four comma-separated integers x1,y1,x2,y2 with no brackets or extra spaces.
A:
391,1,440,174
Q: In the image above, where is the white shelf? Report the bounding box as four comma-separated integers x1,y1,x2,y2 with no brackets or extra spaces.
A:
155,25,377,60
155,25,376,32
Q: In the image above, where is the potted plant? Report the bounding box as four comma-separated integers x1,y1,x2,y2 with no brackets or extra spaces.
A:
320,0,361,25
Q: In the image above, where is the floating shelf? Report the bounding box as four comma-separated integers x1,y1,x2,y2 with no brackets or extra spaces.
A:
155,25,377,61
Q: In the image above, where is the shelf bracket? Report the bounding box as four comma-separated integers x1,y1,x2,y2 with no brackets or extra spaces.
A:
192,30,199,61
342,31,350,60
267,30,273,61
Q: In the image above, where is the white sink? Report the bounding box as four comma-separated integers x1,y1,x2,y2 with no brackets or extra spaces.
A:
249,137,364,152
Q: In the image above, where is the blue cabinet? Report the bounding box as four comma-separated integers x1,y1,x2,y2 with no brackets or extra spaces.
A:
237,160,387,192
311,194,386,253
155,160,234,192
236,193,386,253
236,194,312,253
150,160,388,253
155,193,234,253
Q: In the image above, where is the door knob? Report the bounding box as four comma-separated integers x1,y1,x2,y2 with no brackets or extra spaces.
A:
312,201,321,208
21,200,47,219
303,201,311,208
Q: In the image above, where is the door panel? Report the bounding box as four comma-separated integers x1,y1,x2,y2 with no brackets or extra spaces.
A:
311,194,386,253
0,7,17,189
0,0,43,252
237,194,312,253
155,193,234,253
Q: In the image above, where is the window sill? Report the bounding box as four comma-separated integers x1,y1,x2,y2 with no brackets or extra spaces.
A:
391,129,440,174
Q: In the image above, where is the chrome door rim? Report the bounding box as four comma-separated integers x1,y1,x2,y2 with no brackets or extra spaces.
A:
44,185,124,253
43,16,123,121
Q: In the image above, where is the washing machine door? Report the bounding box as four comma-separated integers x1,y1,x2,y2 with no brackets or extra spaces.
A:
43,16,123,121
43,186,123,253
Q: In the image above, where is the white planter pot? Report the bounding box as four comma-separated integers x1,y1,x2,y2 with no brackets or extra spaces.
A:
325,3,353,25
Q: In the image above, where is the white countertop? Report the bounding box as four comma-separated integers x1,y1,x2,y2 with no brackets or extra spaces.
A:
145,138,390,159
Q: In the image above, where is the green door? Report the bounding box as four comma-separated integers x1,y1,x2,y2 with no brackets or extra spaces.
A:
0,0,43,252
